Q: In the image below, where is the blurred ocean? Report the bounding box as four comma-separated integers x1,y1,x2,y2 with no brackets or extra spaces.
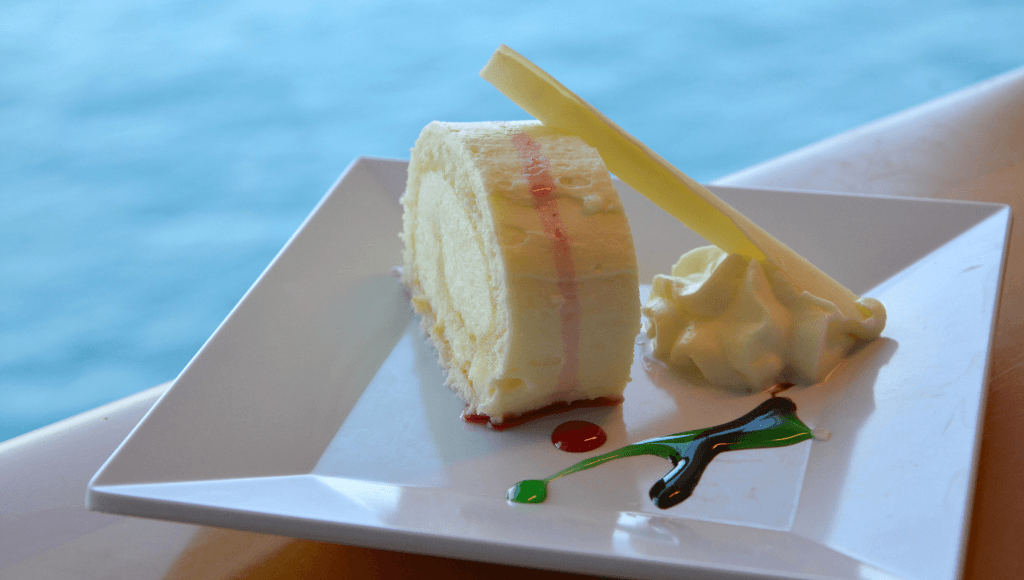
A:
3,1,1023,442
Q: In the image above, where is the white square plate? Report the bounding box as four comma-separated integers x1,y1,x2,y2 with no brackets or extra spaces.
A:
88,157,1010,580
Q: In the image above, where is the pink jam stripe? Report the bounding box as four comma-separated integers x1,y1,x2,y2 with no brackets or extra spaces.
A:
510,131,580,392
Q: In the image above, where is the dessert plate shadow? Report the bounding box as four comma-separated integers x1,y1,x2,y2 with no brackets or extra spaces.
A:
88,156,1010,580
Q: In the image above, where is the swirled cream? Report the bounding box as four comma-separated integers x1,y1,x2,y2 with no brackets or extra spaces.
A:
643,245,886,393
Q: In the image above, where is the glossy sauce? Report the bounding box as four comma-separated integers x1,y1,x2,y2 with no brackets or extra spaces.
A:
507,396,814,509
551,421,607,452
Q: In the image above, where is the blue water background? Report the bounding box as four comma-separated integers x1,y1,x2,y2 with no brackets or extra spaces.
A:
3,1,1023,442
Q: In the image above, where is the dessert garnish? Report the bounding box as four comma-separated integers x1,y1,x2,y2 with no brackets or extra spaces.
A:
643,246,886,392
508,395,814,509
550,420,607,453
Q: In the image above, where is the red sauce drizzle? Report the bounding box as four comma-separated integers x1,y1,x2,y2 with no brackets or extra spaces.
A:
465,132,594,431
551,421,607,452
509,131,580,394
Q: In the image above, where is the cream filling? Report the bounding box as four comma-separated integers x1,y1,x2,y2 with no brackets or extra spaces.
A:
410,170,505,396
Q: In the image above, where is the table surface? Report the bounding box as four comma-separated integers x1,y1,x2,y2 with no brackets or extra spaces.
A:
2,68,1022,580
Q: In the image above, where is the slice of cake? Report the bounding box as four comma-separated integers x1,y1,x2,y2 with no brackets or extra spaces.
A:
401,120,641,428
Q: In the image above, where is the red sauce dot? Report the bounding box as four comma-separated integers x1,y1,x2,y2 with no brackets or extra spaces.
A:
551,421,607,453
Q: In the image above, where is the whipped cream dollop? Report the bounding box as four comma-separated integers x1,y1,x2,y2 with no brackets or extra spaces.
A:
642,246,886,393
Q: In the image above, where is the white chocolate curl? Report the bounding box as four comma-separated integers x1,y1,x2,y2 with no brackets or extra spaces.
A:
643,246,886,393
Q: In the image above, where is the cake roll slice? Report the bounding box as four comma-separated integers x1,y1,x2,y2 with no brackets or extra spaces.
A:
401,120,640,427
